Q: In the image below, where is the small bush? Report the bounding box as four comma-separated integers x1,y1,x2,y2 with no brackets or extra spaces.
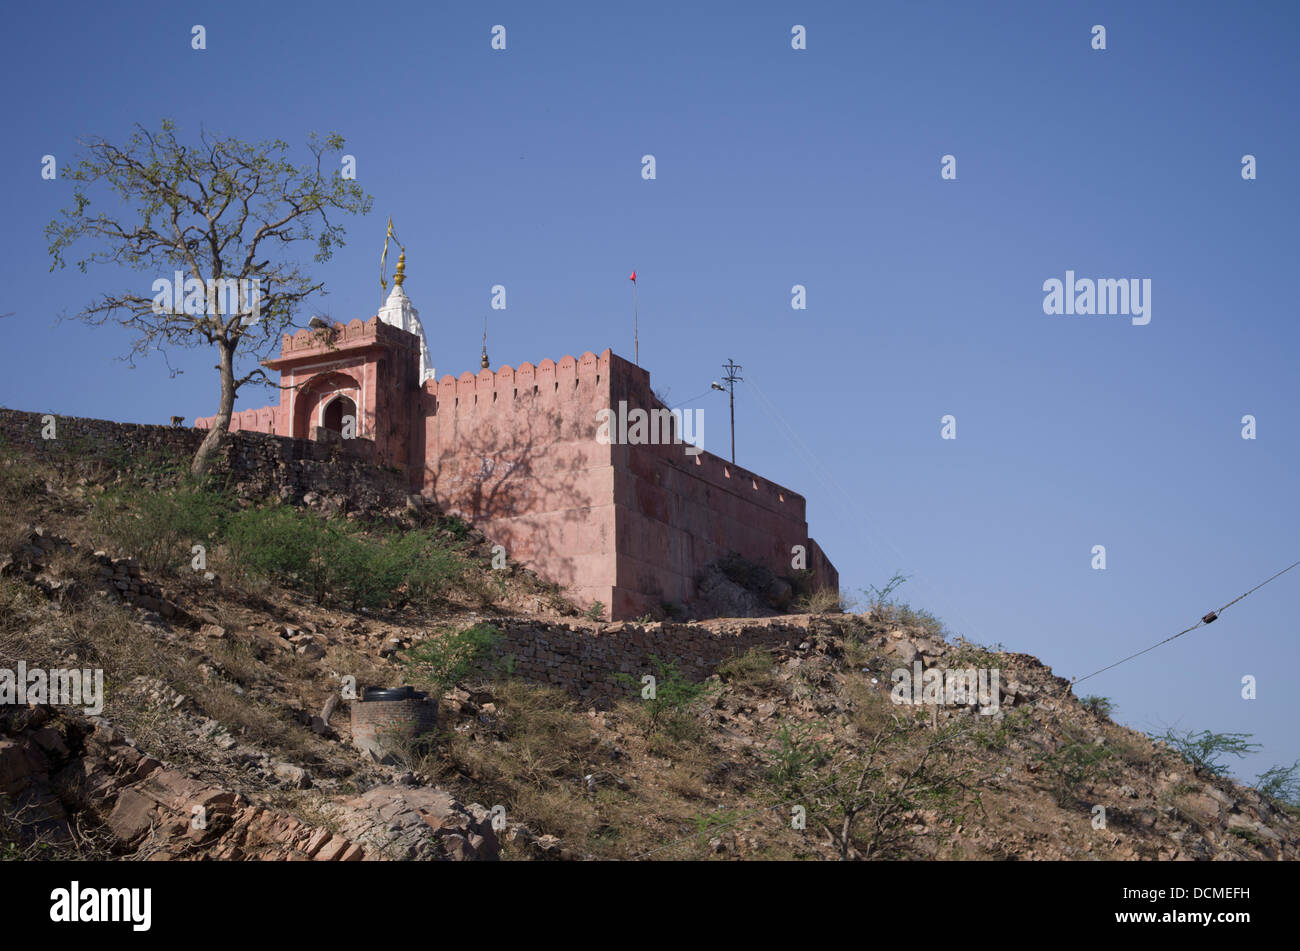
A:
92,483,228,574
1040,731,1116,806
616,655,717,740
794,587,851,614
1256,762,1300,808
1153,728,1262,778
223,505,463,610
403,623,502,695
716,647,776,687
1079,695,1115,718
765,721,832,796
862,571,909,612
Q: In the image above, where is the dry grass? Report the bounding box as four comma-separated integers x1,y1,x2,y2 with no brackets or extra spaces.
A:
715,647,777,689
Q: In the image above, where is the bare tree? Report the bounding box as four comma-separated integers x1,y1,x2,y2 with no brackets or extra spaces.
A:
45,120,372,476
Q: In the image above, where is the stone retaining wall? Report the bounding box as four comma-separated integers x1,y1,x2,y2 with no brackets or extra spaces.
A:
477,614,828,707
0,408,408,512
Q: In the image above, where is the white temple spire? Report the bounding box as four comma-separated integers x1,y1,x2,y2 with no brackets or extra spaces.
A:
377,249,435,383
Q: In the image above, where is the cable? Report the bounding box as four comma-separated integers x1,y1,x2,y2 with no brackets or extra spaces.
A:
1070,558,1300,687
628,557,1300,860
667,389,718,410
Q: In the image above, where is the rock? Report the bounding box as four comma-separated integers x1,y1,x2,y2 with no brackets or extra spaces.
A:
316,837,349,861
1227,812,1281,842
1180,792,1221,819
334,786,500,861
321,694,340,725
0,738,45,796
272,763,311,789
107,788,157,844
296,640,326,661
199,623,227,640
887,639,920,666
304,828,332,857
30,727,70,758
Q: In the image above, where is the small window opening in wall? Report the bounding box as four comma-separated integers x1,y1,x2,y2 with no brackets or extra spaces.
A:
694,455,701,466
724,466,731,478
596,374,600,384
513,388,517,398
493,391,497,402
554,381,559,391
752,479,758,490
533,385,538,395
778,492,785,502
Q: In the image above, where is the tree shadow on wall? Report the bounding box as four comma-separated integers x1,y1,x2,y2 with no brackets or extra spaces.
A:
424,399,600,592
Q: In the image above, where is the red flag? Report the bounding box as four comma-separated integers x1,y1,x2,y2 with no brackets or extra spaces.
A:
629,271,636,282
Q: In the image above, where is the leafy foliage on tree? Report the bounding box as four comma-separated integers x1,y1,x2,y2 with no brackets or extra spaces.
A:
46,120,372,475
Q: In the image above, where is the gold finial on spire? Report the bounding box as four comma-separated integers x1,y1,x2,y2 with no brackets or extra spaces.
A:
394,249,406,287
481,315,490,369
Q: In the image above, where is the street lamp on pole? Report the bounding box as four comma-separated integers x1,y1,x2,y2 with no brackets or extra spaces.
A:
715,359,742,464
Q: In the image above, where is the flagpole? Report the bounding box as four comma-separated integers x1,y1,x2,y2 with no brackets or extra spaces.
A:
633,276,639,365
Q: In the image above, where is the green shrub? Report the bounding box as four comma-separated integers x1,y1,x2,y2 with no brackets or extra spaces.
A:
92,483,228,574
616,655,718,739
224,505,334,600
1079,695,1115,718
1256,762,1300,808
224,505,463,610
403,623,502,694
765,721,832,796
1153,728,1262,778
1041,731,1116,806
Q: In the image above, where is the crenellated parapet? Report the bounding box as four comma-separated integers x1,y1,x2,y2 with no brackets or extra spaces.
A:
429,349,611,402
275,316,418,362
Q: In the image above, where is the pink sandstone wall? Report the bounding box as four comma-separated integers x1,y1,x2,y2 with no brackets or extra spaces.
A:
195,321,837,620
605,354,838,618
419,351,618,612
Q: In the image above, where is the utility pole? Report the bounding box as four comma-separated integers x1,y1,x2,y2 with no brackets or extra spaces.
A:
721,358,742,464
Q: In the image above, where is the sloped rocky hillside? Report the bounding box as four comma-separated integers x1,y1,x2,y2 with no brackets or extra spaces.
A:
1,433,1296,861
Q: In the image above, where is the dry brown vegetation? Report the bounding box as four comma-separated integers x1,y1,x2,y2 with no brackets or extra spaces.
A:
2,434,1297,861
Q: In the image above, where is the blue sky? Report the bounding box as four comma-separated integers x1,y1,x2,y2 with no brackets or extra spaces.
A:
2,1,1297,781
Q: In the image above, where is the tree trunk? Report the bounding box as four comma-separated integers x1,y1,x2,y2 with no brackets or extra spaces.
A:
190,340,237,478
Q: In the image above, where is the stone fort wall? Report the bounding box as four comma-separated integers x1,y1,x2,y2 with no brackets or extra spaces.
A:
607,355,838,618
414,350,836,619
418,350,617,613
0,408,408,512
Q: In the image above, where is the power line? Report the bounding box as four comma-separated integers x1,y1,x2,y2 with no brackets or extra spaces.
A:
668,389,717,410
1070,558,1300,687
631,555,1298,859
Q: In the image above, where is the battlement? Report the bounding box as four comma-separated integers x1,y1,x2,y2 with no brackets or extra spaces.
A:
270,316,417,366
660,444,807,519
430,349,612,403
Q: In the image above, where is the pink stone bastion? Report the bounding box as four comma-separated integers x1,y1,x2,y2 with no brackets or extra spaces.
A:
197,307,836,620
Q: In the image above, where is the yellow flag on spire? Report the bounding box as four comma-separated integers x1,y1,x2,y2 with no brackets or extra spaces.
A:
379,217,403,305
